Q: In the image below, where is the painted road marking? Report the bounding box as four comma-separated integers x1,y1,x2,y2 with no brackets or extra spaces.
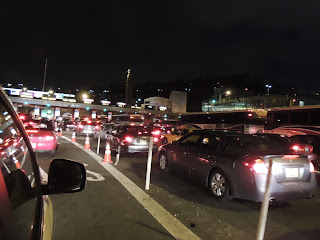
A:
83,164,105,181
61,135,201,240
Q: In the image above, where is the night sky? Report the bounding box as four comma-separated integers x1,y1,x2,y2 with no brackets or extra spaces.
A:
1,1,320,92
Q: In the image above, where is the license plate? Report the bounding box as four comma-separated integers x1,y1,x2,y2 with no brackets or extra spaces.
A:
285,168,299,178
31,143,36,148
140,140,147,144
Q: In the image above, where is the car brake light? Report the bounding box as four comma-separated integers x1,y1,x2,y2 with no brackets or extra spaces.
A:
242,157,268,174
130,123,135,126
87,120,92,124
26,130,39,133
153,137,159,143
167,130,171,134
95,126,99,129
125,136,133,142
151,130,161,136
138,131,143,135
19,115,26,120
79,124,84,128
309,161,315,173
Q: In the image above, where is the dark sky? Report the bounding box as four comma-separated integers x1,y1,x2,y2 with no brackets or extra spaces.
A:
1,1,320,92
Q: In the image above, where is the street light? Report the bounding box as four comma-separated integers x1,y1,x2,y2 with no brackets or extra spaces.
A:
219,91,231,105
266,85,272,95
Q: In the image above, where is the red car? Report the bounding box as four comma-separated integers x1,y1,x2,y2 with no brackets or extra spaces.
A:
25,120,58,156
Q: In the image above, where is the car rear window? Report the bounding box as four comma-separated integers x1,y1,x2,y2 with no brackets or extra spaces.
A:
25,121,54,131
227,134,286,151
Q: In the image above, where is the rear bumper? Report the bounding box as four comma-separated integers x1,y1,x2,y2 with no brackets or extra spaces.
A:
32,142,57,151
251,173,317,202
127,145,158,153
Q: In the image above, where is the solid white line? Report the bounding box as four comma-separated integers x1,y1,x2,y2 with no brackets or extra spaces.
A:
61,136,201,240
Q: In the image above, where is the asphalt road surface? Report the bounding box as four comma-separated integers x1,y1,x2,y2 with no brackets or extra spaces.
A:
35,131,320,240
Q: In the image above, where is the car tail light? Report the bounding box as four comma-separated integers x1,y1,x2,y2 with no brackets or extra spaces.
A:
242,157,268,174
138,131,143,135
95,126,99,129
167,130,171,134
26,130,39,133
87,120,92,124
151,130,161,136
124,136,133,142
130,123,135,126
19,115,26,120
309,161,315,173
78,124,84,129
45,136,55,141
153,137,159,143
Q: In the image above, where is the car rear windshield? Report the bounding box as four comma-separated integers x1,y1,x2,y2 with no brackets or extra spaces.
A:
81,121,96,126
25,121,54,131
227,134,287,151
120,126,150,135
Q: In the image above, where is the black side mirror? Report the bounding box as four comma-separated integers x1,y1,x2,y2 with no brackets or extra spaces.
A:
43,159,86,195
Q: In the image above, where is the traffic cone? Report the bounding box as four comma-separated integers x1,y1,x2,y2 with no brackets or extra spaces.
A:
84,134,91,150
103,142,112,163
13,156,21,169
72,132,76,142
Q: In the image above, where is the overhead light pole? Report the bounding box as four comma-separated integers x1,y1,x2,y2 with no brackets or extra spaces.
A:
219,90,231,105
42,59,48,92
265,85,272,95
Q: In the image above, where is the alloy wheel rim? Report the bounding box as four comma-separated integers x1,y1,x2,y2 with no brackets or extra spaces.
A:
211,173,226,196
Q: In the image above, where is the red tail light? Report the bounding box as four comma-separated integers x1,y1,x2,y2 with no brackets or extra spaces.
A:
153,137,159,143
19,115,26,120
78,124,84,129
130,123,135,126
87,120,92,124
151,130,161,136
27,130,39,133
138,131,143,135
124,136,133,142
167,130,171,134
242,157,268,174
95,126,99,129
310,161,315,173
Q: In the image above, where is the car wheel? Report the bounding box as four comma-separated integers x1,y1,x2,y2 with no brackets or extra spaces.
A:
162,137,168,144
159,152,170,172
48,149,56,157
209,169,232,201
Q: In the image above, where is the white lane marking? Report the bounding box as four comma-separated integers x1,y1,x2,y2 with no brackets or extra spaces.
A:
61,135,200,240
39,167,48,184
86,169,105,182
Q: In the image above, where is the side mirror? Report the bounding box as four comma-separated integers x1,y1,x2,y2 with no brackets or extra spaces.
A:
43,159,86,195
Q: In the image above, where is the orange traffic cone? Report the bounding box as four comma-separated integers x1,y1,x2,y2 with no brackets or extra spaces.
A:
13,156,21,169
84,134,91,150
72,132,76,142
103,142,112,163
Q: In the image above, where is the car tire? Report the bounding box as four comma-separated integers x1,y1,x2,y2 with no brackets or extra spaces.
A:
49,149,56,157
208,169,233,201
159,152,170,173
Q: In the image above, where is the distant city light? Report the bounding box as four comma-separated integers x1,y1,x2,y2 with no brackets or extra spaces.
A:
86,107,90,110
46,104,51,107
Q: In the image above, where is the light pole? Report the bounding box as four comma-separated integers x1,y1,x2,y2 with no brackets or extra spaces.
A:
265,85,272,95
42,59,48,92
219,91,231,105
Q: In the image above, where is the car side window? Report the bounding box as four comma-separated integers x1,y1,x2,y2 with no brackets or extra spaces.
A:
0,101,39,239
180,134,201,146
200,134,228,151
181,129,189,135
